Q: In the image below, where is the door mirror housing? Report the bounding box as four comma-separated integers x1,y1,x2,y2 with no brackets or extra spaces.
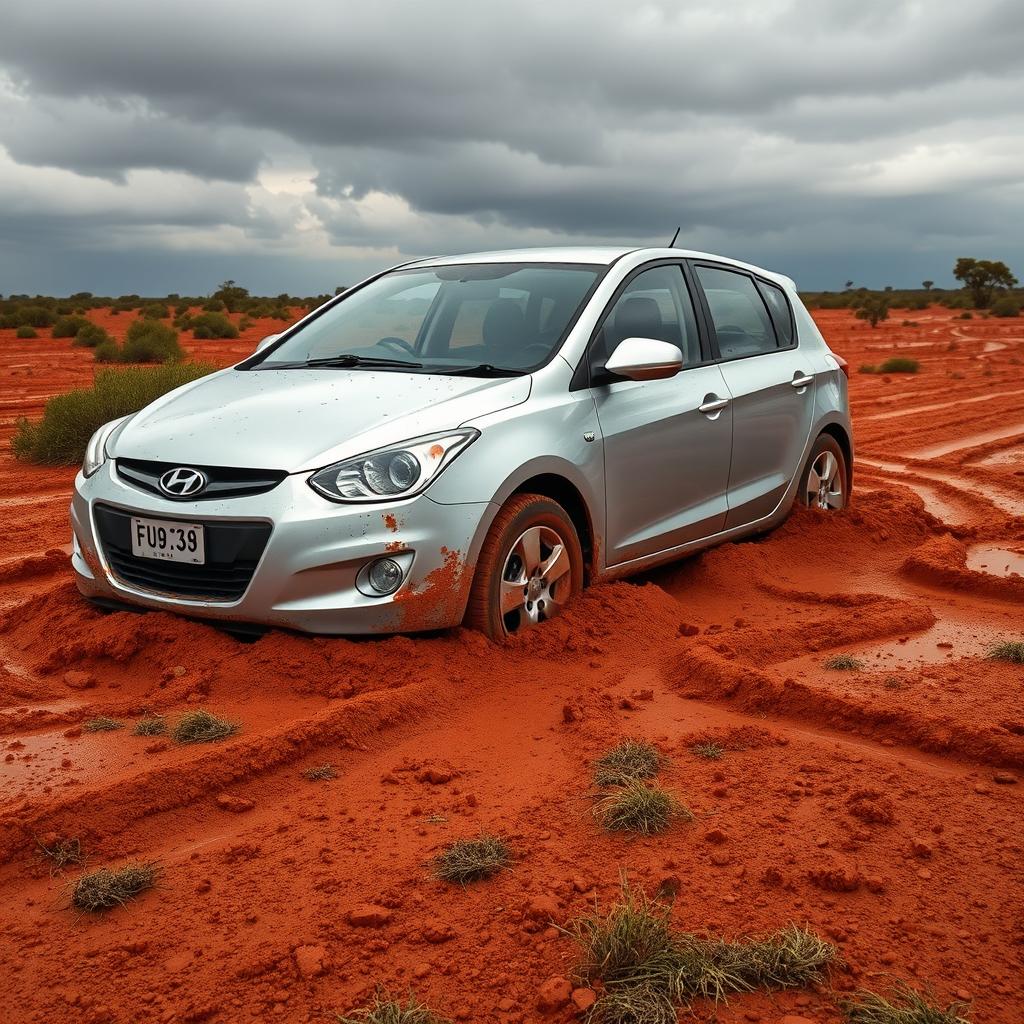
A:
604,337,683,381
255,333,280,353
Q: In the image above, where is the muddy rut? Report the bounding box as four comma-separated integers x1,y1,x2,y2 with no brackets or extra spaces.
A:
1,307,1022,1023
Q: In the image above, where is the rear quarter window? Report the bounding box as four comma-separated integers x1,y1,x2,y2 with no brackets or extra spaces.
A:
757,280,796,347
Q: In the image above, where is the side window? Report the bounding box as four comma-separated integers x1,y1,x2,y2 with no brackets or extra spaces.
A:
590,265,700,379
757,280,795,347
695,265,778,360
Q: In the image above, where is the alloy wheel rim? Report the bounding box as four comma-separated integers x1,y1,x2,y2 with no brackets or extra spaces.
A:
499,524,572,634
806,450,844,510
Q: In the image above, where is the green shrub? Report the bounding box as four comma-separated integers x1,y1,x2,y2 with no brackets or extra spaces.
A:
94,340,122,363
17,306,57,328
202,298,226,313
878,357,919,374
73,323,111,348
121,319,183,363
52,315,92,338
11,362,214,464
991,296,1020,318
15,324,38,339
0,312,20,328
191,311,239,339
141,302,170,320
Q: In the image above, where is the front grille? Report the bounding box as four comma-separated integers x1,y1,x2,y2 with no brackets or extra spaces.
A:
115,458,287,501
94,503,271,601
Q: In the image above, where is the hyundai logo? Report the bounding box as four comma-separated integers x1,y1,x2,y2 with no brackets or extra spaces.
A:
158,467,208,497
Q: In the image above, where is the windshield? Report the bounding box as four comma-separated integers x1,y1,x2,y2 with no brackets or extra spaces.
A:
255,263,602,374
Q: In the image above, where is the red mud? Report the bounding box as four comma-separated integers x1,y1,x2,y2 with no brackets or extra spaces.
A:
1,306,1023,1023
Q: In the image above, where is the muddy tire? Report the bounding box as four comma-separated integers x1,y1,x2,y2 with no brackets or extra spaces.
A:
799,433,848,510
465,493,584,641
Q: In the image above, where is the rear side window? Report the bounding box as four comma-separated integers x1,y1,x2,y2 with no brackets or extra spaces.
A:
757,280,795,347
694,265,778,360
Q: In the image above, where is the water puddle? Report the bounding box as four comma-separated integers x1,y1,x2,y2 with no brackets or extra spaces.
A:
967,543,1024,579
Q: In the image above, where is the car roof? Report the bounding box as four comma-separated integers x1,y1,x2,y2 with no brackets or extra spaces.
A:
403,246,793,289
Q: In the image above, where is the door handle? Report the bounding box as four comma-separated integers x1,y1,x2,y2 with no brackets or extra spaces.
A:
698,396,730,416
791,373,813,389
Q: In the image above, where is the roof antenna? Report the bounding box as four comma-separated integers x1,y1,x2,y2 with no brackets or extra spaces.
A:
668,226,681,247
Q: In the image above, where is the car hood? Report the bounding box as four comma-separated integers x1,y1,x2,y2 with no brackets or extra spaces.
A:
112,367,531,471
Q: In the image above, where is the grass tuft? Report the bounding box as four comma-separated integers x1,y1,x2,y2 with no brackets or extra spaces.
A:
335,989,451,1024
302,763,338,781
568,880,836,1022
594,739,666,787
595,780,690,835
71,862,159,912
824,654,864,671
842,984,970,1024
83,716,123,732
133,715,167,736
988,640,1024,664
36,835,85,875
690,742,724,761
432,835,511,884
171,709,239,744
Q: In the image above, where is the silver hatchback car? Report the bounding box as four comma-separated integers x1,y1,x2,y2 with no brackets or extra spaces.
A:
71,246,852,639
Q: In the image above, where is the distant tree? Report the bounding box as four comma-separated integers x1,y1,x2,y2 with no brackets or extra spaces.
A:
854,296,889,329
922,280,934,291
883,285,893,292
844,280,854,291
953,258,1017,308
212,279,250,313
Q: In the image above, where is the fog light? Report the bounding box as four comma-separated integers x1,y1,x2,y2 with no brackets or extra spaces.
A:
367,557,404,595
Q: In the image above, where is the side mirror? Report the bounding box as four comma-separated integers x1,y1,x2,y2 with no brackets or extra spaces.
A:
255,333,280,353
604,337,683,381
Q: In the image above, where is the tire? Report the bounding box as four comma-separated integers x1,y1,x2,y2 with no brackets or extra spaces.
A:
465,493,584,641
799,433,848,510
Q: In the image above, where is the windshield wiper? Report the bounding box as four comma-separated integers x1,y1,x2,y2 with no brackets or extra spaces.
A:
443,363,528,377
259,353,423,370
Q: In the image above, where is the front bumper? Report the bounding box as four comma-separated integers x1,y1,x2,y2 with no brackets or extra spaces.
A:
70,460,492,634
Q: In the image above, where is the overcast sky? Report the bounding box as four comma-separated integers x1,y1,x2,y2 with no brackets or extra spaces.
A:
1,0,1023,296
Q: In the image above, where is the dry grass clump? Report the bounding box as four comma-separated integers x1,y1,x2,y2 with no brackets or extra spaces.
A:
302,763,337,781
335,989,451,1024
171,709,238,744
595,780,690,835
594,739,666,787
36,835,84,875
133,715,167,736
568,881,836,1022
432,835,511,884
690,742,724,760
71,862,159,912
83,716,123,732
824,654,864,671
988,639,1024,664
842,984,970,1024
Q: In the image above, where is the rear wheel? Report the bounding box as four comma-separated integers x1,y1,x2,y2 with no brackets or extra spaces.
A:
800,434,848,510
465,493,584,641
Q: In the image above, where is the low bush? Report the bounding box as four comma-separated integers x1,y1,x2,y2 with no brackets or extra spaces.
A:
36,835,85,874
141,302,170,320
133,716,167,736
191,311,239,339
594,780,689,835
841,984,970,1024
302,763,337,781
824,654,864,670
432,835,511,884
172,709,239,743
83,716,123,732
990,296,1020,318
52,315,92,338
72,323,111,348
11,362,214,464
690,742,724,760
594,739,666,787
15,324,37,339
336,990,451,1024
878,357,919,374
120,319,183,363
17,306,57,328
202,298,226,312
988,639,1024,664
94,340,122,363
72,862,159,912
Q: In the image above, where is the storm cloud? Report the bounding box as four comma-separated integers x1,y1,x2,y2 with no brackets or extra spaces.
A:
1,0,1022,294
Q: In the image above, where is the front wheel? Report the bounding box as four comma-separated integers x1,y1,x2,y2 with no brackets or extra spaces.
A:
464,493,584,641
800,434,848,510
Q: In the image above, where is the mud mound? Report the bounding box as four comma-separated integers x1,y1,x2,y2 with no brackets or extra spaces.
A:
902,534,1024,602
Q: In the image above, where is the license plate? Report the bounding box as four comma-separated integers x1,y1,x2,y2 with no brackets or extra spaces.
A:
130,516,205,564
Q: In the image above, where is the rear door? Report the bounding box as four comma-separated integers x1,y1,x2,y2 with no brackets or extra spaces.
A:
586,262,734,566
691,263,815,529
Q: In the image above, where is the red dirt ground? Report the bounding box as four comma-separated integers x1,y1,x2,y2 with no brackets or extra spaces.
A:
1,306,1022,1023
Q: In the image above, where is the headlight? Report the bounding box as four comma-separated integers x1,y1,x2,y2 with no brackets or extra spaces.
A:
309,429,478,503
82,416,129,478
